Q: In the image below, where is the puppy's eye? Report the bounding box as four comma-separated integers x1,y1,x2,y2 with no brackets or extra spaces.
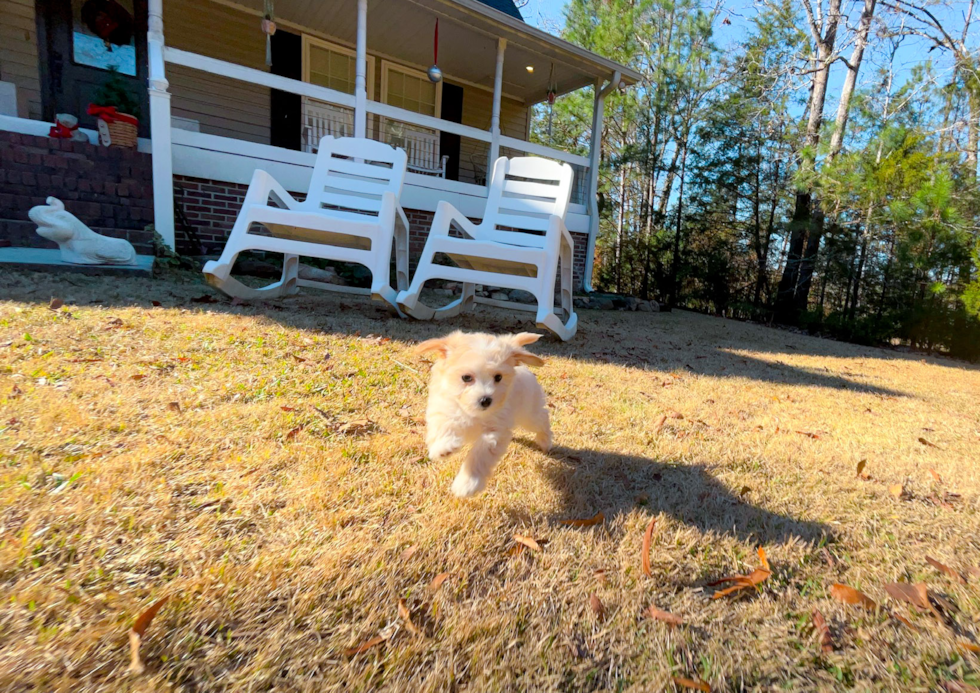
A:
461,374,474,383
494,374,502,383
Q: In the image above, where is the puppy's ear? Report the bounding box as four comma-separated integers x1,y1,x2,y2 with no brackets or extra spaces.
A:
511,349,545,367
416,337,451,359
512,332,542,347
509,332,544,366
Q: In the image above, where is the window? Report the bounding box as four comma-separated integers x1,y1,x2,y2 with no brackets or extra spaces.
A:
382,63,441,118
303,36,373,97
72,0,138,75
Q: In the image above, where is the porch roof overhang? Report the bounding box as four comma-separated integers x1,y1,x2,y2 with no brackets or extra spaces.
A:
222,0,641,105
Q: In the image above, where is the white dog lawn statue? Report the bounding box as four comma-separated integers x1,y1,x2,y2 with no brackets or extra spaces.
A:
29,197,137,265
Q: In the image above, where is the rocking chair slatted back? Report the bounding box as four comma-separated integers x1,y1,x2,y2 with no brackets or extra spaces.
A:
483,157,574,248
302,136,408,219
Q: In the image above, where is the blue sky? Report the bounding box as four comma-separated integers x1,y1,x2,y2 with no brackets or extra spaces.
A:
521,0,967,108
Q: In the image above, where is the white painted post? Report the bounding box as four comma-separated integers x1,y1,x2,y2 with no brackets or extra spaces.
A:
147,0,175,250
487,37,506,182
354,0,368,139
582,71,619,293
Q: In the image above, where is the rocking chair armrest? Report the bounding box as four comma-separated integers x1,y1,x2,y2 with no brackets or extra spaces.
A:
433,200,482,240
250,169,300,210
383,191,411,238
546,214,574,251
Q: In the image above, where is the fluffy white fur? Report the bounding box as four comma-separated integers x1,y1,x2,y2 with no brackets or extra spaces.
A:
417,331,552,497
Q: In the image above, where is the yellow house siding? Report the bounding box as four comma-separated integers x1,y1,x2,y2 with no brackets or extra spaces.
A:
0,0,42,119
164,0,271,144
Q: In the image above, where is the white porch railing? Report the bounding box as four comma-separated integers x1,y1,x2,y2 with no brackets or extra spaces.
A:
155,45,595,241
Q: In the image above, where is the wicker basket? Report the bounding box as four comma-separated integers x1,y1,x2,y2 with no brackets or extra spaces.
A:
107,117,138,148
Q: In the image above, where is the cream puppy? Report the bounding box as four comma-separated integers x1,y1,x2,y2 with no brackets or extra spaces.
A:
417,331,552,497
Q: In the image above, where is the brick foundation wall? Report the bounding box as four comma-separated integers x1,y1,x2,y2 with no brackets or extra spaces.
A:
0,132,155,254
176,177,589,292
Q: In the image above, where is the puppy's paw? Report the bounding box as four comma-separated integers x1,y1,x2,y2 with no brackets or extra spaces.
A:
451,470,486,498
535,431,553,453
428,439,462,460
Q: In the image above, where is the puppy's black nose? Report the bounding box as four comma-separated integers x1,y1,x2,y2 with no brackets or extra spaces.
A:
479,396,493,409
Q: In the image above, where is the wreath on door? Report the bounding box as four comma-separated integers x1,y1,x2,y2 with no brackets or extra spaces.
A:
80,0,135,49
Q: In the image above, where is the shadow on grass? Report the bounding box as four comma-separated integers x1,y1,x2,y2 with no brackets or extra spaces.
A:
526,444,832,547
2,268,943,398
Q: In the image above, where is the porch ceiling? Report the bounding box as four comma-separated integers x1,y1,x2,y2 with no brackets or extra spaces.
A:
220,0,641,104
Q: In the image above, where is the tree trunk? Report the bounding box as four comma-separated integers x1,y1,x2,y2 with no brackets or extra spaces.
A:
828,0,876,159
773,0,842,323
774,193,812,321
616,163,627,293
966,75,979,177
752,139,765,308
669,144,689,307
849,230,870,321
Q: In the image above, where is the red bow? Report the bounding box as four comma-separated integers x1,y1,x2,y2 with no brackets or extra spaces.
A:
87,104,138,126
49,121,78,139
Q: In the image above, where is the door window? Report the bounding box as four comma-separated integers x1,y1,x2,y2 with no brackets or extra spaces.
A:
73,0,138,76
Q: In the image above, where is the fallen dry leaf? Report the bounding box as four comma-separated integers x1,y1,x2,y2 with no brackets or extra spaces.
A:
889,484,905,499
290,353,307,363
430,573,451,591
796,430,820,439
738,485,751,497
944,681,980,693
589,593,605,618
151,300,162,307
892,613,921,631
710,549,771,599
655,414,667,431
672,676,710,691
642,518,656,577
398,599,422,636
560,511,604,527
943,681,980,693
918,436,939,448
337,418,375,436
647,606,684,626
128,596,169,674
883,582,935,615
830,583,877,610
958,641,980,654
928,468,943,484
280,406,297,412
49,298,64,310
344,634,387,656
191,294,218,304
811,608,833,653
131,374,146,381
514,534,542,552
167,402,181,414
396,406,412,418
285,426,303,440
927,556,967,584
399,546,418,561
856,459,871,479
668,411,684,420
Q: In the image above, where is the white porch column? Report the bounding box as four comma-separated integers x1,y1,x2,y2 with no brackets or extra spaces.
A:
582,71,619,293
354,0,368,138
147,0,175,250
487,38,506,178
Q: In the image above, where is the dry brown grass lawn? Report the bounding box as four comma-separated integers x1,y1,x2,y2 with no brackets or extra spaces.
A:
2,269,980,692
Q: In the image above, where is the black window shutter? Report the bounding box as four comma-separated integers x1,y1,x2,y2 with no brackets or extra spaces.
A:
270,30,302,151
440,83,463,181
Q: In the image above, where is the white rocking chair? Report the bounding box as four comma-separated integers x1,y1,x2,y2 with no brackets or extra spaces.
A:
203,136,410,310
396,156,578,340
